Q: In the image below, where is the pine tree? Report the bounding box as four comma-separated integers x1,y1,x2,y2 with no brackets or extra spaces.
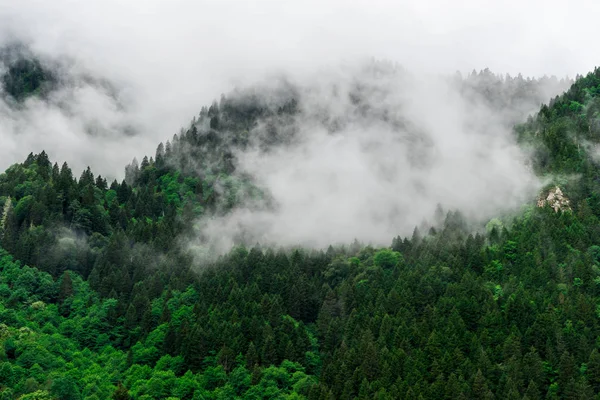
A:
587,348,600,392
112,383,130,400
472,369,491,400
59,271,74,302
523,379,541,400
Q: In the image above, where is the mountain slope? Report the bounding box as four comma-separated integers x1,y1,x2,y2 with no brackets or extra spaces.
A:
2,66,600,399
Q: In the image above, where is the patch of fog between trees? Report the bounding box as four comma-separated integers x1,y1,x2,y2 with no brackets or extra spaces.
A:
0,43,156,182
187,63,571,255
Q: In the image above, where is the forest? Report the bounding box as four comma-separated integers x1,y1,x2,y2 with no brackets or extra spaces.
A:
2,51,600,399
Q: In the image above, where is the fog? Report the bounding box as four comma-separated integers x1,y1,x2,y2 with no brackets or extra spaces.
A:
0,0,594,249
0,0,597,178
190,63,566,250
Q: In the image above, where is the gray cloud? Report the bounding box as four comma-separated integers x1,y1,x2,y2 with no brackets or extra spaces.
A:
187,63,569,251
0,0,596,180
0,0,592,252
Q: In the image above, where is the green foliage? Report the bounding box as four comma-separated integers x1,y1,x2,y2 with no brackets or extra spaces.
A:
2,70,600,398
373,249,402,269
1,56,55,102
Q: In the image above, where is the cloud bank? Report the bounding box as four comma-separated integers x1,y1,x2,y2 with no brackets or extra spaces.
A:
190,63,568,250
0,0,596,180
0,0,591,252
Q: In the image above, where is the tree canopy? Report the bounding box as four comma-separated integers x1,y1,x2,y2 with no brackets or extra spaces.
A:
1,65,600,399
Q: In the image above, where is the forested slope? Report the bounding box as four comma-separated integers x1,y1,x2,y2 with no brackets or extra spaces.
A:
2,66,600,399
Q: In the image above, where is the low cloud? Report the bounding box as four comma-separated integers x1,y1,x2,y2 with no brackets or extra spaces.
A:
189,63,568,251
0,0,595,180
0,0,586,253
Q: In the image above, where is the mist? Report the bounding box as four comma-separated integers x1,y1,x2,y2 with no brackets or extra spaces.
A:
189,62,569,251
0,0,596,179
0,49,148,182
0,0,593,252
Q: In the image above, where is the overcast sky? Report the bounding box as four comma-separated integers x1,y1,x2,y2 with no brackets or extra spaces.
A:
3,0,594,77
0,0,597,177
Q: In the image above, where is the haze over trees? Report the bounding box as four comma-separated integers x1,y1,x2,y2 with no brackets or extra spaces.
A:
3,45,600,399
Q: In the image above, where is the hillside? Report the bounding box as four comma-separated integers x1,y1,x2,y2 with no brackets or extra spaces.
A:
1,64,600,399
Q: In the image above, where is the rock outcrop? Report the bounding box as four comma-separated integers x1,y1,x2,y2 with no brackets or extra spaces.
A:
537,186,571,212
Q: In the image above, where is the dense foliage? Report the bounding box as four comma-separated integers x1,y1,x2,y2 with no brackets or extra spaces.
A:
0,45,55,102
1,66,600,399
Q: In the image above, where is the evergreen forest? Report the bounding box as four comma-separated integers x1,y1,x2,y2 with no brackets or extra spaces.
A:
2,51,600,399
